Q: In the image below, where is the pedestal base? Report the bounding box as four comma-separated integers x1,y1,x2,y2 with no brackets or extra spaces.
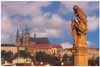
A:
74,47,88,66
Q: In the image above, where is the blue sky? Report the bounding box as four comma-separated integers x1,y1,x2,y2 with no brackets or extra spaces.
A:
1,1,99,48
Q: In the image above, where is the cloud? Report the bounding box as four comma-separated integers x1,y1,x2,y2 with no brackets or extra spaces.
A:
46,29,61,37
1,1,99,45
2,1,51,16
87,16,99,32
61,42,73,49
1,15,13,34
59,1,99,16
87,41,95,47
50,14,65,27
1,15,16,44
30,32,48,38
30,13,69,38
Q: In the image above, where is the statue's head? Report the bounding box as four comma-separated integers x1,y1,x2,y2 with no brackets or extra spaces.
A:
73,5,87,21
73,5,79,11
73,5,79,16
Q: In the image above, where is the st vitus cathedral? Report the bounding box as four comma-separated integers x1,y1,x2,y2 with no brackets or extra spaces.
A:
16,28,49,47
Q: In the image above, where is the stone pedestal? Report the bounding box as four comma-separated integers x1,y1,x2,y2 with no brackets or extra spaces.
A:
74,47,88,66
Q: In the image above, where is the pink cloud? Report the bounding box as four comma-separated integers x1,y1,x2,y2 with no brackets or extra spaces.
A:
1,15,13,34
60,2,99,16
87,16,99,32
61,42,73,49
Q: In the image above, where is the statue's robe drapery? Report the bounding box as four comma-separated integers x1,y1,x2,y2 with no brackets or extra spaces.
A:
71,5,87,47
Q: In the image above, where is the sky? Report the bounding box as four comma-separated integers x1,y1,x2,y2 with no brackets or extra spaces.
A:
1,1,99,48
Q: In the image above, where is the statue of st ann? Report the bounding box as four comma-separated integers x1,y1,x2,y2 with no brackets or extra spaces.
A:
71,5,87,47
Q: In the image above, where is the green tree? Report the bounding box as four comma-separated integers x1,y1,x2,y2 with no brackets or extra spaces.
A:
35,51,46,62
1,50,6,61
35,51,61,66
14,50,31,59
1,50,14,63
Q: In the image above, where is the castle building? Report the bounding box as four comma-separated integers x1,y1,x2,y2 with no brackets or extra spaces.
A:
16,28,49,46
15,28,62,56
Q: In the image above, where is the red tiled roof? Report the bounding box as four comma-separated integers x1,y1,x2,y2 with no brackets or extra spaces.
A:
25,44,62,49
52,45,62,48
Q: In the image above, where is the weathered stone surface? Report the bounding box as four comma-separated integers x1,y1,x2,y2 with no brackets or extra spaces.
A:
71,5,88,66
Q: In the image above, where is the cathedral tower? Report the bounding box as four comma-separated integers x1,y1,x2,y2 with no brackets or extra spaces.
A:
22,26,30,46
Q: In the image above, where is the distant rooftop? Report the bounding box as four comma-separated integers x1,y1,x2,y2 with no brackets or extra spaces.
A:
30,37,49,44
1,44,99,50
1,44,62,49
1,44,15,47
25,44,62,49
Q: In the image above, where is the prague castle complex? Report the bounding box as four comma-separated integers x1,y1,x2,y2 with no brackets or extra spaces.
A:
1,28,63,57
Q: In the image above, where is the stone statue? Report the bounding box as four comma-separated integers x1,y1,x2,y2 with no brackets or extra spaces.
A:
71,5,87,47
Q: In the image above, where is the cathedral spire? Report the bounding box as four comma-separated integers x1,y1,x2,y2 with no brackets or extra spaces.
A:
16,29,20,37
16,29,20,46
